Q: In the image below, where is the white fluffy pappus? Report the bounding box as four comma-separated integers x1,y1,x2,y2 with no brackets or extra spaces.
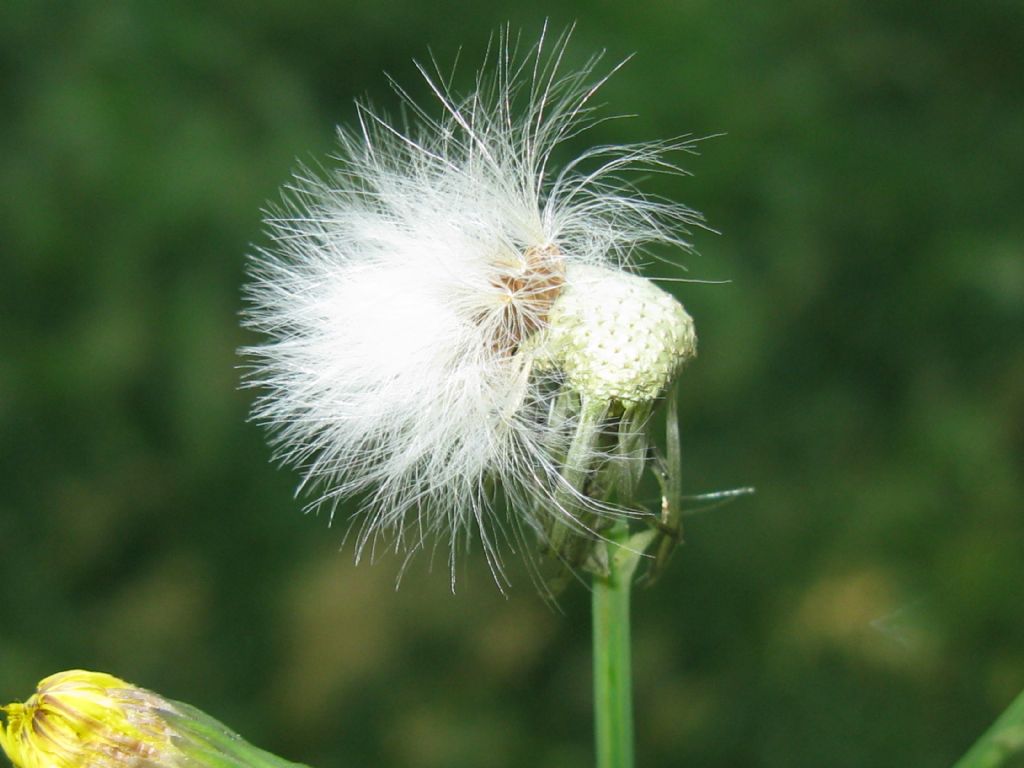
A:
242,27,705,585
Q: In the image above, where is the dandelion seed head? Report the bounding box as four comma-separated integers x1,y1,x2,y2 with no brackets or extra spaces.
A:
242,26,704,582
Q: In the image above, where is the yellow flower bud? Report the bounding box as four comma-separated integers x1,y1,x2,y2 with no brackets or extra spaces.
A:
1,670,306,768
1,670,179,768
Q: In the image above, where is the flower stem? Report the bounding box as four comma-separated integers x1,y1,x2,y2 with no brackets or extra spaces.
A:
952,688,1024,768
593,522,653,768
546,398,606,566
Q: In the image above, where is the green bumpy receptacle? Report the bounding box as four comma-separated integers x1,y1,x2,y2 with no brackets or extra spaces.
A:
541,264,696,406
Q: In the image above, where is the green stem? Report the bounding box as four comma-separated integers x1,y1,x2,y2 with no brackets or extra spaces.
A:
952,688,1024,768
547,399,606,557
593,522,653,768
165,701,311,768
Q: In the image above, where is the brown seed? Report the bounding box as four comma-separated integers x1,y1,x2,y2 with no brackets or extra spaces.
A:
489,243,565,355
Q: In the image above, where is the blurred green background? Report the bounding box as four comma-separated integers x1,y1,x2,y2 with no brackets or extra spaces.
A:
2,1,1023,766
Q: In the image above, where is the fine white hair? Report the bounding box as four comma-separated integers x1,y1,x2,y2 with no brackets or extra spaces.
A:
242,25,704,585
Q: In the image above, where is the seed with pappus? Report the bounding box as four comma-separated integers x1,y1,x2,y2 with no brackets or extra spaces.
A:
242,27,704,583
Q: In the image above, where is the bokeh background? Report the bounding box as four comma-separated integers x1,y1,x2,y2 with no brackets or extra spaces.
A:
2,2,1022,766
